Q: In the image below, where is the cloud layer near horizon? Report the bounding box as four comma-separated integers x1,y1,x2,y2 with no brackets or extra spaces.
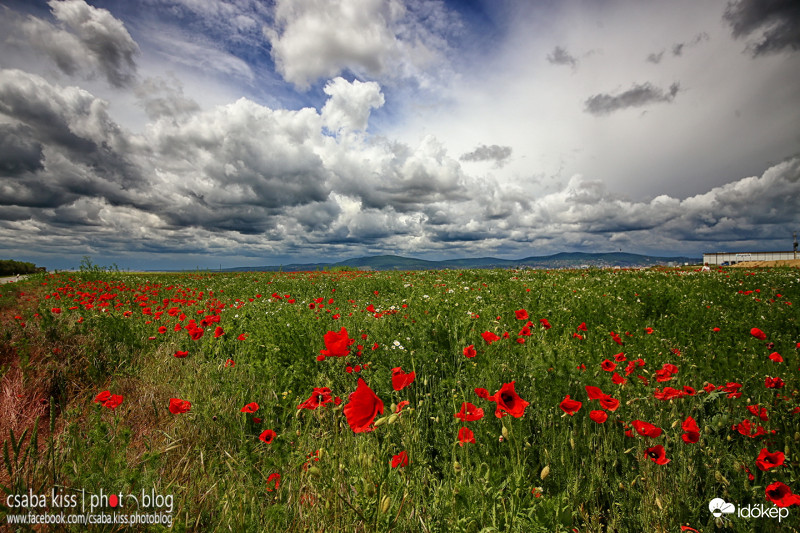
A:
0,0,799,269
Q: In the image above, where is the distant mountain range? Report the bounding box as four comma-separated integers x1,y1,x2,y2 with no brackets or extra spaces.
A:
219,252,701,272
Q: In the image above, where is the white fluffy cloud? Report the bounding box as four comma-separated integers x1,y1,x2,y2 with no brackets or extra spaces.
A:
321,77,385,132
265,0,451,89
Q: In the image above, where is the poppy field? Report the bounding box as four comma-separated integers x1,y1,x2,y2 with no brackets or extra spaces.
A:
2,265,800,531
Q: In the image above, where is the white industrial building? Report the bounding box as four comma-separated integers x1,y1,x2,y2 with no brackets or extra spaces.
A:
703,251,797,265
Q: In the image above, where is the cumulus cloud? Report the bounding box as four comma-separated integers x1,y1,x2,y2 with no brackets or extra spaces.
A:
321,77,385,133
724,0,800,56
20,0,139,87
264,0,453,89
547,46,578,68
459,144,512,167
134,76,200,121
584,82,680,115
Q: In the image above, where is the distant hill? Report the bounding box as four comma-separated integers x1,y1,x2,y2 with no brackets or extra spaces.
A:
220,252,700,272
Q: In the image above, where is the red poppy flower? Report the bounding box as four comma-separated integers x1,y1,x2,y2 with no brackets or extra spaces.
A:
486,382,529,418
732,419,768,438
94,391,112,404
611,372,627,385
474,387,490,399
559,394,582,416
756,448,785,471
266,473,281,492
225,358,235,367
585,386,605,400
158,326,167,334
391,367,416,391
101,394,123,409
173,350,189,358
454,402,484,422
481,331,501,345
515,309,529,320
319,327,355,358
539,318,551,329
747,405,769,421
395,400,409,413
577,322,588,331
631,420,662,438
297,387,335,410
765,482,800,507
769,352,784,363
188,327,204,340
644,445,670,465
259,429,277,444
463,345,477,358
213,326,225,338
654,363,679,382
750,328,767,340
458,427,476,446
590,410,608,423
391,450,409,468
169,398,191,414
644,327,654,334
600,359,617,372
344,378,384,433
681,416,700,443
613,352,627,362
237,333,248,341
765,376,785,389
654,387,685,400
241,402,259,413
598,396,620,411
609,331,623,346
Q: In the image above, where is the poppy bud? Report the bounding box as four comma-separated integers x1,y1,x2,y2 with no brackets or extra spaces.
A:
453,461,462,473
569,437,575,450
540,465,550,480
671,420,680,429
374,416,389,427
307,466,321,477
388,414,399,425
502,426,510,440
380,495,391,514
794,432,800,442
715,471,729,486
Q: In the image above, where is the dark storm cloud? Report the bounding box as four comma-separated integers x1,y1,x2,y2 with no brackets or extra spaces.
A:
584,82,680,115
0,69,146,208
459,144,512,166
0,123,44,175
547,46,578,68
724,0,800,56
20,0,140,88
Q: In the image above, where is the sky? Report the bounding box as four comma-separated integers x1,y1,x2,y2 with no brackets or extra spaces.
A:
0,0,798,270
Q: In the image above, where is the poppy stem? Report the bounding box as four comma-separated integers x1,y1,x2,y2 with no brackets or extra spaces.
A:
335,492,368,523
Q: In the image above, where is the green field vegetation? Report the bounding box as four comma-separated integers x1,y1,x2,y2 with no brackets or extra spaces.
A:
1,266,799,531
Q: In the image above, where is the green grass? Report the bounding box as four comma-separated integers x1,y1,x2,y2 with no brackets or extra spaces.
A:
1,266,799,531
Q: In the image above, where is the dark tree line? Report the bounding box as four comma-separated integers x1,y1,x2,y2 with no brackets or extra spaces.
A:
0,259,45,276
